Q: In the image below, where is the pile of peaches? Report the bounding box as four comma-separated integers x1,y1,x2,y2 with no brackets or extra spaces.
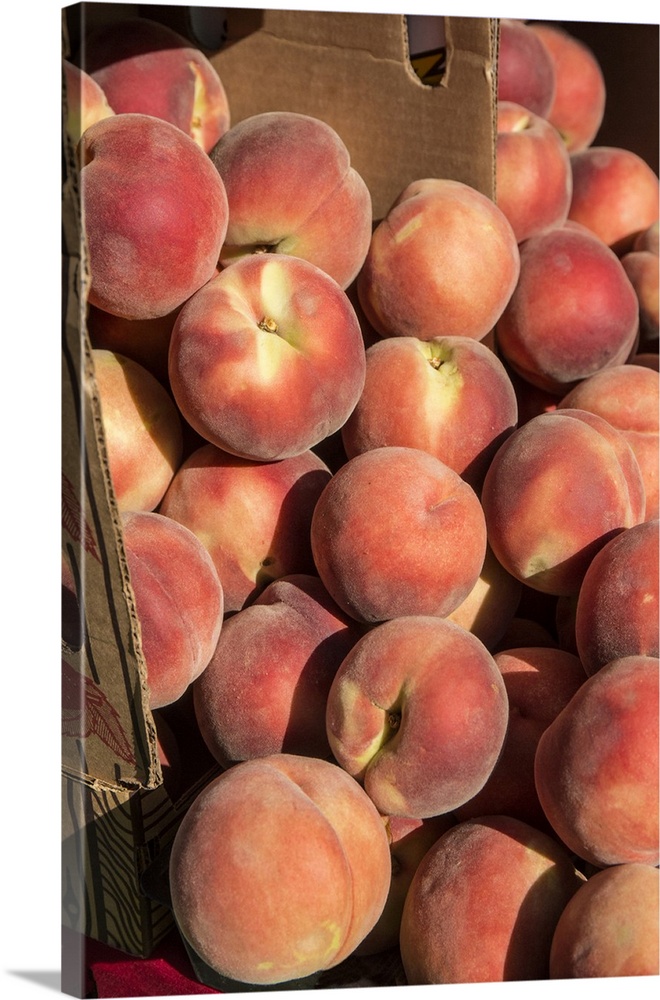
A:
64,14,659,989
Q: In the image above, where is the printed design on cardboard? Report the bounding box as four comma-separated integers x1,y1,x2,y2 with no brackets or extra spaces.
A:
62,471,102,562
62,657,136,765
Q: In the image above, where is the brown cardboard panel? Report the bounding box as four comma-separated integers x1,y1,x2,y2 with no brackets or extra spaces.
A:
210,10,497,218
62,14,159,791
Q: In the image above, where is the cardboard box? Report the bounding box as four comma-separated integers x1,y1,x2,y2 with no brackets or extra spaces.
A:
61,0,498,990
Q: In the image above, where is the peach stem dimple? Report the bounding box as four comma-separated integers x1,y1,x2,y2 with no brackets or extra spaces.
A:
258,316,279,334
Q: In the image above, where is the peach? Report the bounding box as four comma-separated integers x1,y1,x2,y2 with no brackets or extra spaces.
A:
169,754,392,986
573,519,659,675
634,219,660,255
496,18,556,118
80,114,228,321
495,225,640,394
632,351,660,371
159,443,331,613
567,146,660,250
481,408,646,596
356,178,520,342
399,815,585,984
325,616,509,819
549,863,660,978
168,254,366,462
121,511,224,710
310,446,488,624
210,111,372,290
535,654,660,867
621,248,659,351
559,363,659,519
496,100,572,243
529,23,606,152
445,544,522,651
192,574,365,766
453,646,587,830
79,16,230,152
355,813,455,956
340,335,517,494
92,349,183,513
63,59,114,145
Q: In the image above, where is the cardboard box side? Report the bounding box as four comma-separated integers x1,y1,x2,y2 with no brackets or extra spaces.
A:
62,8,160,791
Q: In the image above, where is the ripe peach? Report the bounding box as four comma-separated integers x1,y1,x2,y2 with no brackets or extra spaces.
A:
535,654,660,867
621,248,659,351
453,646,587,830
495,225,640,394
355,813,455,957
79,16,230,152
444,544,522,651
634,219,660,255
168,255,366,462
549,863,660,978
497,18,556,118
310,446,488,624
399,815,585,984
192,574,365,766
559,363,659,519
93,349,183,513
325,616,509,819
169,754,391,986
356,177,520,342
63,59,114,145
340,334,518,495
567,146,660,250
574,519,659,675
159,443,331,613
80,114,228,321
121,511,224,710
481,408,646,596
529,23,606,152
210,111,372,289
496,100,572,243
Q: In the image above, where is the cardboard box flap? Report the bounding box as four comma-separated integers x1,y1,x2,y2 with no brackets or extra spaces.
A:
62,28,160,791
208,10,497,219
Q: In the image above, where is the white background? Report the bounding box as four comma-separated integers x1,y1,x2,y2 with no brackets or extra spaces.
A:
1,0,657,997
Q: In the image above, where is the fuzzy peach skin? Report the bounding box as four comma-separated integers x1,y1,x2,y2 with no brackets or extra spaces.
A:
535,654,660,868
79,114,228,321
326,616,509,819
497,19,556,118
445,545,522,651
121,511,224,710
63,59,114,145
481,408,645,596
496,100,572,243
574,519,659,675
549,863,660,978
355,813,456,957
356,178,520,342
311,446,487,624
529,23,606,152
567,146,660,251
159,443,331,613
340,335,518,495
621,248,659,351
453,646,587,830
559,363,659,520
399,815,585,984
193,574,365,766
634,219,660,255
210,111,372,290
168,254,366,461
169,754,391,986
79,16,230,152
93,349,183,513
495,225,640,394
